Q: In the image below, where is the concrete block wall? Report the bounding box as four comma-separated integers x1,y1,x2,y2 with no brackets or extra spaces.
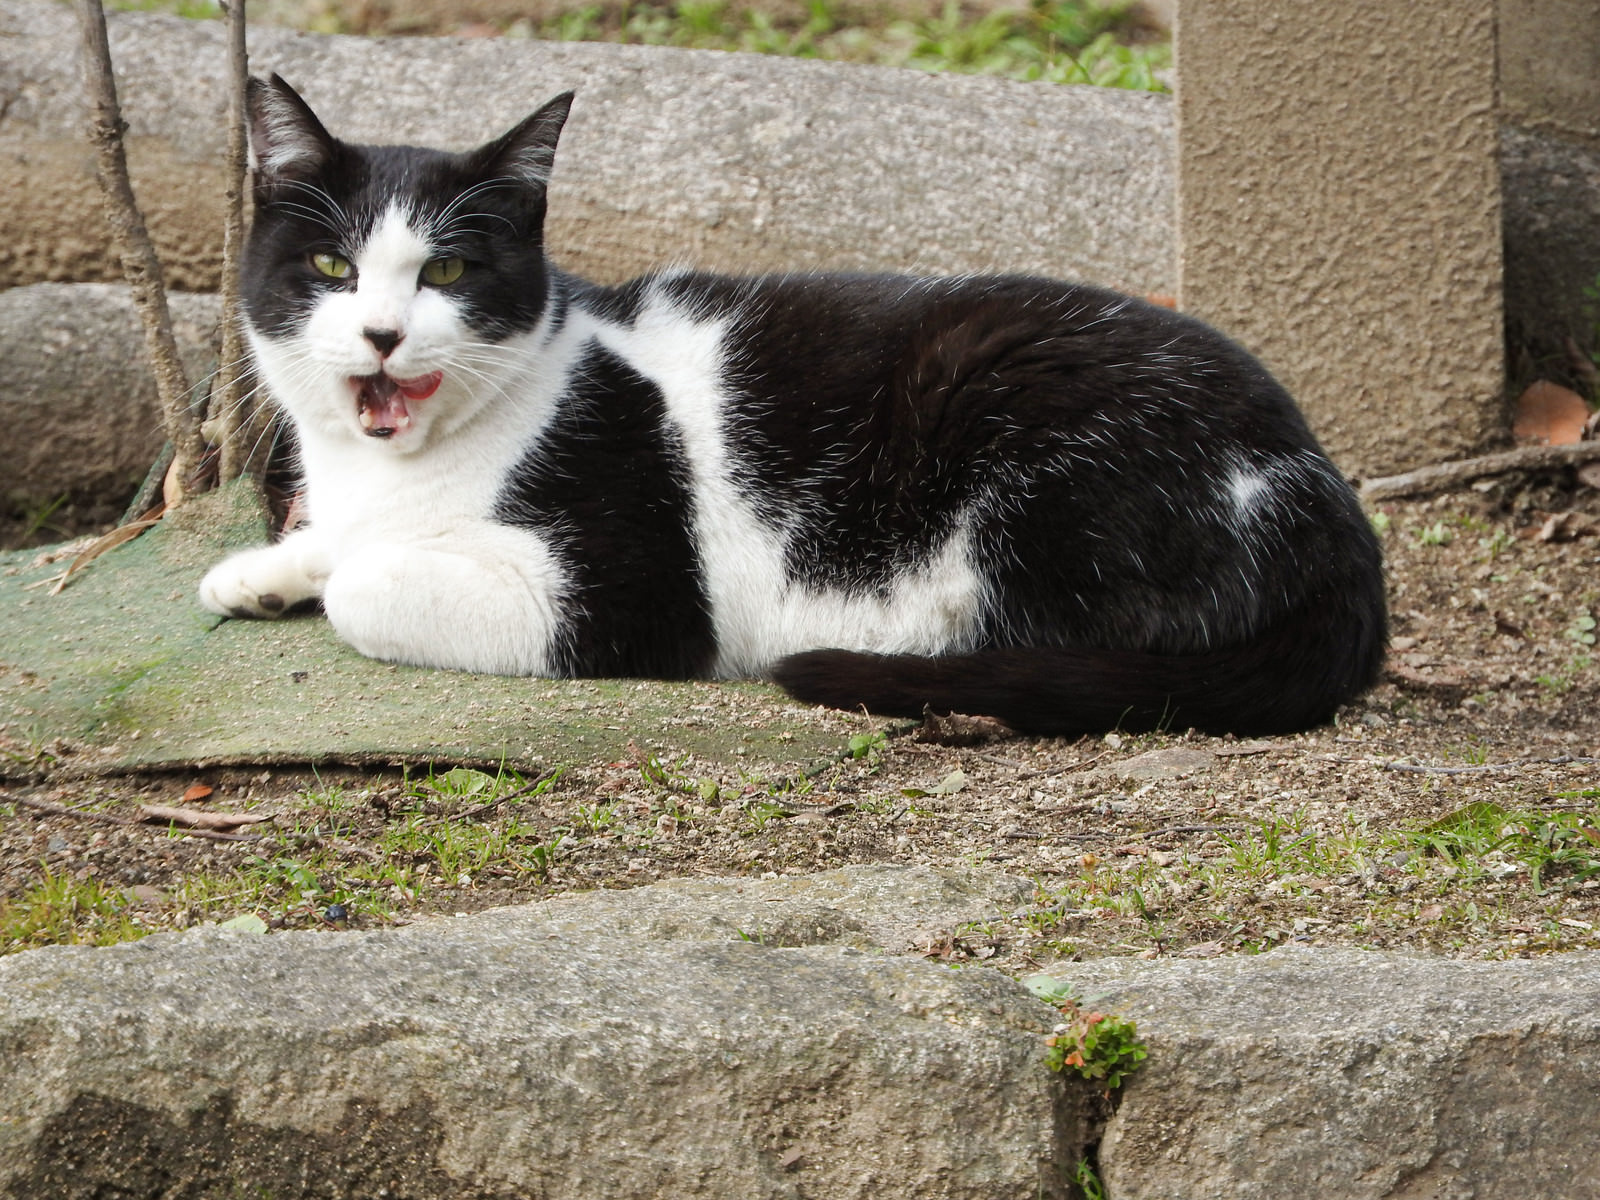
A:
1173,0,1505,477
1497,0,1600,393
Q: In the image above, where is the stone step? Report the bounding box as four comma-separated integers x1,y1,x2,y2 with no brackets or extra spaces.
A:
0,866,1085,1200
0,0,1175,297
4,865,1598,1198
1,283,219,512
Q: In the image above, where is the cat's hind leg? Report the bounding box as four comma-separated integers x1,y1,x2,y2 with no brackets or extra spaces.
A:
320,530,567,676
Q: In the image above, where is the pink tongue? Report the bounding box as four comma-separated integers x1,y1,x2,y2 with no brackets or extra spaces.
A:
397,371,443,401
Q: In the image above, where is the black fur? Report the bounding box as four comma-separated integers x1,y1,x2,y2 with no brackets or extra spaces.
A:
492,346,717,678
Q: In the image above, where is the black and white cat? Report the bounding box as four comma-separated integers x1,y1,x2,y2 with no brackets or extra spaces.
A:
200,75,1386,736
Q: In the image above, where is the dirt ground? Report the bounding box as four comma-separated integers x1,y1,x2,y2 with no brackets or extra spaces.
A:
3,471,1600,967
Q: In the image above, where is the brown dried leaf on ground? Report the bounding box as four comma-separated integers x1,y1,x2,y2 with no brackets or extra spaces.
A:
1512,381,1590,446
916,708,1016,746
1531,510,1597,542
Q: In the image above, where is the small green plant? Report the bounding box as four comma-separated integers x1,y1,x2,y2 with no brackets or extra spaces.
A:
574,799,622,833
1414,521,1453,547
1073,1157,1108,1200
1476,528,1515,560
1025,976,1148,1089
847,729,888,761
1564,609,1597,647
1368,510,1392,537
1407,802,1600,893
640,751,695,794
744,798,789,830
1,866,148,953
1536,653,1591,694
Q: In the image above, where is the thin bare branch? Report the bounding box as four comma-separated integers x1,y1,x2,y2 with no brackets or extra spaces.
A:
214,0,262,482
76,0,205,506
1360,442,1600,502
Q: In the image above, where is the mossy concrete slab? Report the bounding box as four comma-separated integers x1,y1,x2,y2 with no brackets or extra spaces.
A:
0,484,874,778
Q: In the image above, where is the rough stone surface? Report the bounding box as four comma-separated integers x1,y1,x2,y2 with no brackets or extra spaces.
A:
1,283,220,510
1497,0,1600,145
1176,0,1506,477
0,865,1079,1200
6,863,1600,1198
0,0,1176,296
1097,745,1214,783
1046,947,1600,1200
480,861,1035,954
1501,125,1600,382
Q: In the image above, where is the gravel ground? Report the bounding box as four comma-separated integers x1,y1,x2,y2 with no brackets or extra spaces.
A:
4,474,1600,966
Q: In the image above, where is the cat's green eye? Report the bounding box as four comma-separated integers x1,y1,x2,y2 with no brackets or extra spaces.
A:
422,256,466,287
311,252,353,279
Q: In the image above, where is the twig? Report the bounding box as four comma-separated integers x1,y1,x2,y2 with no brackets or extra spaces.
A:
76,0,205,506
21,511,162,595
1360,442,1600,501
1321,754,1600,775
936,748,1109,780
10,792,382,858
11,794,134,829
1141,823,1247,839
1381,761,1513,776
1043,751,1109,777
965,750,1041,772
214,0,261,482
456,768,564,820
12,793,265,844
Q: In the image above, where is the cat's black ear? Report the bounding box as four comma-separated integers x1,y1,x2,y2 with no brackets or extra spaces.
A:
247,74,337,182
469,92,574,188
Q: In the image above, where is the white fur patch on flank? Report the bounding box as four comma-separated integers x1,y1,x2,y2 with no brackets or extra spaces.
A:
596,285,987,676
1226,463,1272,522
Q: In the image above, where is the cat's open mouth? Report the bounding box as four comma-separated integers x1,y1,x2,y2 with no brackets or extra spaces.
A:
353,371,443,438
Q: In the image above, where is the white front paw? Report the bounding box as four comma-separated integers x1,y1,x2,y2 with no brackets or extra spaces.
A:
199,544,324,619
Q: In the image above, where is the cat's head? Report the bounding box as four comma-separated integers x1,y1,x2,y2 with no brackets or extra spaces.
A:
241,75,573,450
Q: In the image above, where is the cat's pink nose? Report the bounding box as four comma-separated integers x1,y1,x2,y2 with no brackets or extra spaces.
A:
364,327,403,357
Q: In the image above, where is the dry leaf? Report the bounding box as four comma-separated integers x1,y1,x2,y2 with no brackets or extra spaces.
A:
1144,292,1177,310
1512,381,1589,446
138,804,273,831
1578,461,1600,491
24,511,164,595
1417,904,1444,921
1534,510,1597,543
182,783,214,803
916,707,1016,746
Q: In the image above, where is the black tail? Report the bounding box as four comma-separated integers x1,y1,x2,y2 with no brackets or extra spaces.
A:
769,603,1386,737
